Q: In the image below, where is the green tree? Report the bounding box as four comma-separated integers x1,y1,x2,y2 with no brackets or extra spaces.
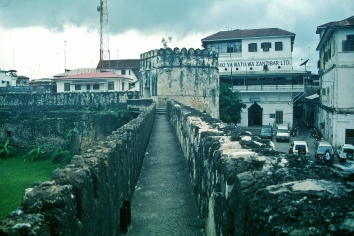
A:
219,82,247,124
0,139,16,158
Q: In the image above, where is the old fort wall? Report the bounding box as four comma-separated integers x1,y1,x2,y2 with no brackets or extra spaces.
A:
0,92,139,153
0,91,139,107
0,103,155,235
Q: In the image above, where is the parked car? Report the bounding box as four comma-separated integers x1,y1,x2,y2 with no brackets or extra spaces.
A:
334,161,354,180
259,125,273,140
315,141,334,159
336,144,354,162
275,125,290,142
291,141,309,156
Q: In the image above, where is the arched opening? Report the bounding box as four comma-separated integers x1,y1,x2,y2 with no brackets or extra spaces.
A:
248,102,263,126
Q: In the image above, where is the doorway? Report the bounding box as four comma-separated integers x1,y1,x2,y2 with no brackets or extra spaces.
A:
248,102,263,126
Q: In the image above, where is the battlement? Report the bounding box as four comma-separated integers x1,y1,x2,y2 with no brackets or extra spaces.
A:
139,47,219,118
140,47,219,70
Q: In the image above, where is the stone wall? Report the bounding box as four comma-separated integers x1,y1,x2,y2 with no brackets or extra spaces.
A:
0,91,139,108
0,92,139,153
140,47,219,119
0,103,155,235
167,100,354,235
0,108,134,154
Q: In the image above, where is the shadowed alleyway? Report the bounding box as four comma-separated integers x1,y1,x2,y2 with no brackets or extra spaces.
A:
127,114,204,235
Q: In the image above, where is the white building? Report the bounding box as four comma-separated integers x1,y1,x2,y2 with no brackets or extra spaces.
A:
0,70,17,87
97,59,141,92
202,28,307,128
52,72,132,93
316,15,354,147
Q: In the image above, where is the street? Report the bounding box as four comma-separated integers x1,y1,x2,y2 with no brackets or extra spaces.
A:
273,119,316,161
242,119,324,163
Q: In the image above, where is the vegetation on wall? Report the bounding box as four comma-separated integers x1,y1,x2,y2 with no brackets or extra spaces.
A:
219,82,247,124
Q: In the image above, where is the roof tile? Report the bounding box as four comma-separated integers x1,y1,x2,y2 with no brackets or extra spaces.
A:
53,72,130,80
202,28,295,42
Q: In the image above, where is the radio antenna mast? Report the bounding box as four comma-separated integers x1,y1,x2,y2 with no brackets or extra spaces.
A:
97,0,110,71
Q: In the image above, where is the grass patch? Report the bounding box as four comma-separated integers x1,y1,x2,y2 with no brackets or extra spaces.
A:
0,151,67,221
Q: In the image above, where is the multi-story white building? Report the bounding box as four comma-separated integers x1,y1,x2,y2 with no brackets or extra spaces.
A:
52,59,140,93
316,15,354,147
202,28,307,128
98,59,141,92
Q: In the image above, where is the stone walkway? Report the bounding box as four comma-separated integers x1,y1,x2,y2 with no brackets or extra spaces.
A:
127,114,204,236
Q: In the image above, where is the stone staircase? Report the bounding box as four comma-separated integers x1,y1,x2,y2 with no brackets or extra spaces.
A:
155,107,167,115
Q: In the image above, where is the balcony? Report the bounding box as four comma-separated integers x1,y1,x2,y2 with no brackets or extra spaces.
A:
232,84,303,92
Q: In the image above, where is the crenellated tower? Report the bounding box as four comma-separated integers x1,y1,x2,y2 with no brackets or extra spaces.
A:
140,47,219,118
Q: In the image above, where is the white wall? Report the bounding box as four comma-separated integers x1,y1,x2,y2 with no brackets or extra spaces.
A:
218,36,294,74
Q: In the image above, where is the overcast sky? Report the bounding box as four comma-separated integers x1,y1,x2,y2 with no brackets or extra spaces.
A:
0,0,353,79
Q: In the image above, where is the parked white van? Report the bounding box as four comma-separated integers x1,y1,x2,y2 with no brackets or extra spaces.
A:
291,141,309,155
276,125,290,142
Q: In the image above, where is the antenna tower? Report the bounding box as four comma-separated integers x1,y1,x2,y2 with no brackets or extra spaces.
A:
97,0,110,71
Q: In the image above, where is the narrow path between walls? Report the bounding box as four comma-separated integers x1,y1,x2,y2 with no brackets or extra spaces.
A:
127,114,204,236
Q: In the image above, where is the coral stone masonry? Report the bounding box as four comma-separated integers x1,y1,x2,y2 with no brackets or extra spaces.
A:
140,47,220,119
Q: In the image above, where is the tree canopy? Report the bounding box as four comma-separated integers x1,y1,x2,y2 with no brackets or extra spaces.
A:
219,82,247,124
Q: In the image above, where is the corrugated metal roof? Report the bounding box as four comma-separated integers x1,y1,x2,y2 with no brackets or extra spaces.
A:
201,28,295,42
316,15,354,34
316,15,354,50
54,68,97,77
96,59,140,70
53,72,131,80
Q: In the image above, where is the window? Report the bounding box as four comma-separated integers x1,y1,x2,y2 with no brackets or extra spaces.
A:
234,42,242,52
343,35,354,51
87,85,91,90
324,51,328,62
227,46,234,53
206,41,242,54
75,84,81,91
121,69,126,75
322,88,326,95
93,84,99,90
275,111,283,124
64,83,70,91
343,40,354,51
220,43,228,53
275,42,283,51
261,42,271,52
227,42,242,53
207,44,217,52
248,43,257,52
108,81,114,90
121,82,125,91
128,70,131,75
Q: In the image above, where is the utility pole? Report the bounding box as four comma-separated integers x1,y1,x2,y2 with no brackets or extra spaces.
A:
64,41,67,72
97,0,110,71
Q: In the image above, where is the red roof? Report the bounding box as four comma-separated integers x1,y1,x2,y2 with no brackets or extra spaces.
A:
53,72,130,80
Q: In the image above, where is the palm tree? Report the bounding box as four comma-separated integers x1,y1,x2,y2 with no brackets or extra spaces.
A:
0,139,16,158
